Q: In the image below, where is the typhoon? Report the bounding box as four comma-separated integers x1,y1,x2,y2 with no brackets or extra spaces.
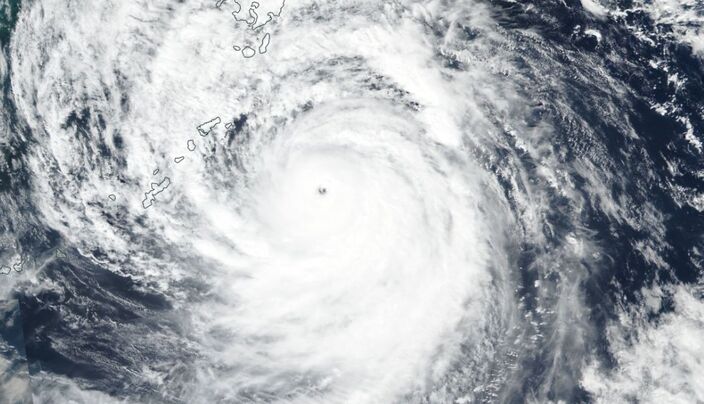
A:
0,0,703,403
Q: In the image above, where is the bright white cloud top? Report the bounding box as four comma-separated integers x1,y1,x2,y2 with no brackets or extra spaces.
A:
1,0,702,403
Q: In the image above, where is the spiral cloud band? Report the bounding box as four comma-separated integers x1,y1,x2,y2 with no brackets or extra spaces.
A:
0,0,703,403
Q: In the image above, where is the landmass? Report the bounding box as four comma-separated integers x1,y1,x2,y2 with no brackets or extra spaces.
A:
233,34,272,58
0,255,27,275
242,46,256,58
232,0,285,30
142,177,172,209
227,0,282,58
197,116,221,136
259,33,271,54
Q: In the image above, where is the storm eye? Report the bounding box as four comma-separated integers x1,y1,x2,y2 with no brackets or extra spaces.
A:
318,186,327,195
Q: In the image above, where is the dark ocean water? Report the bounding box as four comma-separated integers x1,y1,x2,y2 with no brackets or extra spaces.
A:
1,0,703,403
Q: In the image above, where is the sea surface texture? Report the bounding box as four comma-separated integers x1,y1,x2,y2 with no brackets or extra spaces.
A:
0,0,703,403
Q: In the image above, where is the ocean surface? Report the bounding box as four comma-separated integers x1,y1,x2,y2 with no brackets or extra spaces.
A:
0,0,703,403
